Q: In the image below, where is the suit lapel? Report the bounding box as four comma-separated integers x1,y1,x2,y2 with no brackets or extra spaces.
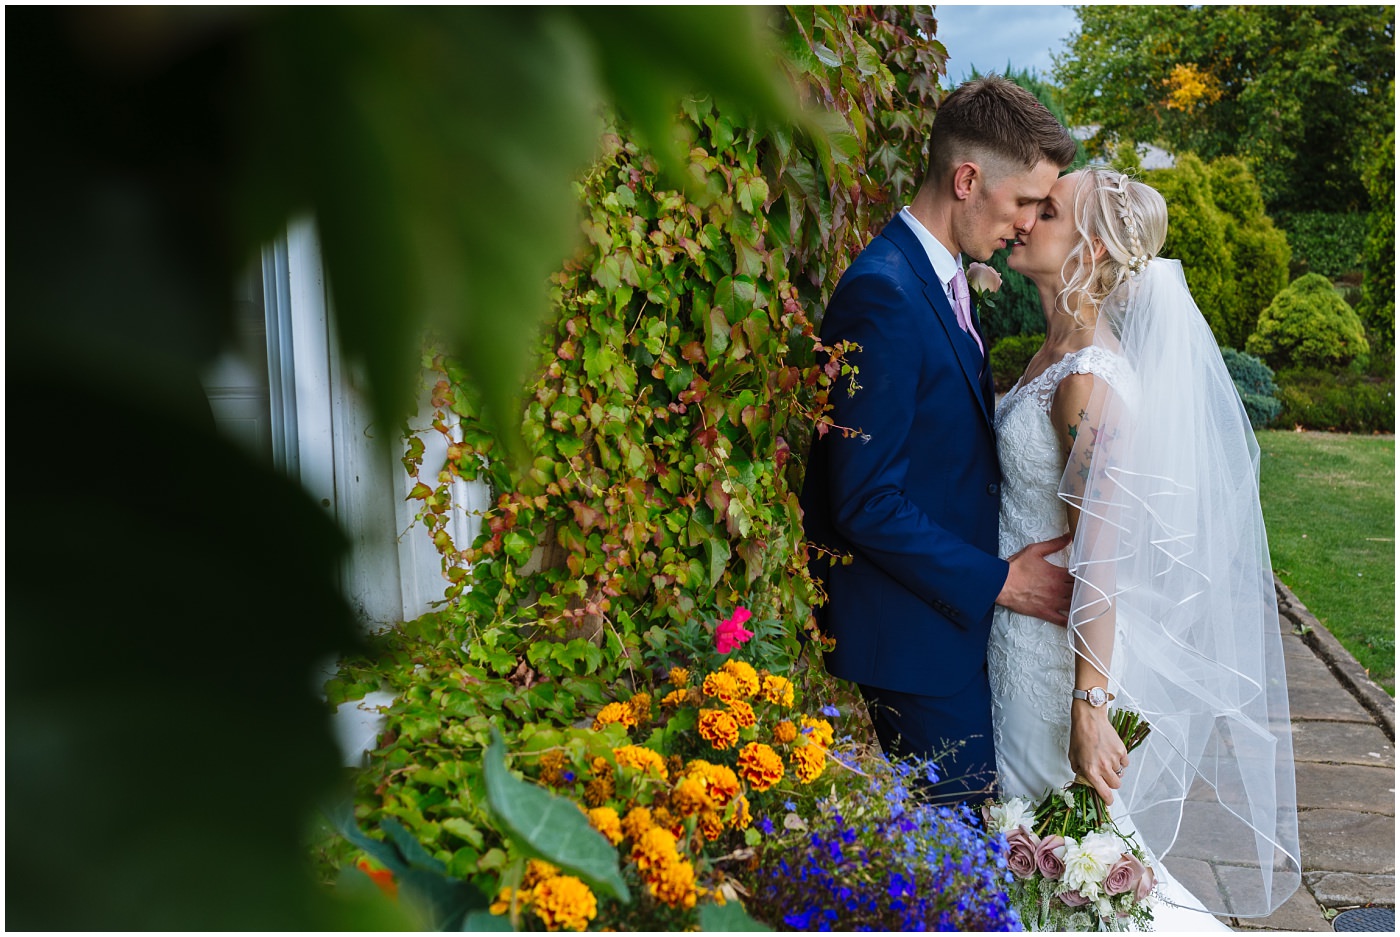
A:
882,218,993,428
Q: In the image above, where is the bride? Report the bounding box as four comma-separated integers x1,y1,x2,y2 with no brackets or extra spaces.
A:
987,168,1301,928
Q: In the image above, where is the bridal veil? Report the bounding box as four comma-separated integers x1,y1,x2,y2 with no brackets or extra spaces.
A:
1057,258,1302,916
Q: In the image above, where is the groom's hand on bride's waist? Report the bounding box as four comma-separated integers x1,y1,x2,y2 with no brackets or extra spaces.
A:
995,534,1074,626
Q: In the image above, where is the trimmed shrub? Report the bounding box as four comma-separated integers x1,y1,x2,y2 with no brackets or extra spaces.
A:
1274,211,1369,279
1358,114,1395,350
1209,157,1291,348
1246,273,1370,370
1273,367,1395,433
1220,347,1281,429
989,333,1044,390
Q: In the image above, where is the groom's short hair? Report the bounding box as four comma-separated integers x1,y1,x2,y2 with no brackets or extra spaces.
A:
924,75,1077,187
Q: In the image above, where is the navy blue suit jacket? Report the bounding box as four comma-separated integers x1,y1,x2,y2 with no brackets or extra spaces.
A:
801,215,1009,697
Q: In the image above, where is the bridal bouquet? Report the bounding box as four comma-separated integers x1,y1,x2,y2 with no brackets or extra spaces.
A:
983,710,1157,932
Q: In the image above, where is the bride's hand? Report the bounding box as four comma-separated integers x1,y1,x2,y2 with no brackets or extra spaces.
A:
1069,703,1129,804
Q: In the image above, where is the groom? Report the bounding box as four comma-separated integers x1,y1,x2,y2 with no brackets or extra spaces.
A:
801,75,1078,800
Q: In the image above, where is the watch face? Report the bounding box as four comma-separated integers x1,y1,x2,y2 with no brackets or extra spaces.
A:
1089,687,1108,707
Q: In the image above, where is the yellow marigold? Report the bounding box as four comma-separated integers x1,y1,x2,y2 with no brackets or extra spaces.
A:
698,809,725,842
627,692,653,724
670,776,712,817
631,825,680,873
531,874,598,932
791,741,827,784
490,885,531,917
773,719,798,744
801,716,834,749
760,674,795,707
697,708,739,751
668,666,690,687
593,701,636,732
727,698,757,729
647,856,700,910
728,794,753,830
660,687,689,709
523,858,559,888
652,805,683,837
736,742,785,791
613,744,668,780
621,807,653,844
701,670,740,702
720,659,760,697
685,759,740,806
538,749,568,787
587,806,623,845
584,756,615,807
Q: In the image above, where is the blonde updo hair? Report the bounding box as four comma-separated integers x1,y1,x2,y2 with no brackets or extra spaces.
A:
1055,169,1168,325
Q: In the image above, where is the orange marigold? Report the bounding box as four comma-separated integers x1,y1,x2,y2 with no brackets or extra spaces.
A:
697,708,740,751
670,776,712,817
727,794,753,830
685,759,741,807
538,749,569,788
736,742,785,791
720,659,760,697
727,698,757,728
490,885,530,917
631,826,680,873
791,742,827,784
593,701,636,732
587,806,623,846
523,858,559,887
801,716,834,749
531,874,598,932
698,809,725,842
668,666,690,687
613,744,668,780
700,671,740,702
659,688,689,709
647,856,700,910
773,719,798,744
627,692,653,724
760,674,795,707
621,806,654,842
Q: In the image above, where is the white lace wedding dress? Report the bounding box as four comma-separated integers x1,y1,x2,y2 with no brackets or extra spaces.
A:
987,347,1230,932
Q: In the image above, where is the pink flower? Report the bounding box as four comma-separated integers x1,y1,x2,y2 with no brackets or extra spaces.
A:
1135,861,1157,902
966,262,1003,295
1105,852,1147,896
715,607,754,654
1059,888,1091,907
1035,834,1067,881
1005,826,1041,880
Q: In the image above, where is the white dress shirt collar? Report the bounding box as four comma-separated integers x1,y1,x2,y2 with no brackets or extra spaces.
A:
899,206,962,288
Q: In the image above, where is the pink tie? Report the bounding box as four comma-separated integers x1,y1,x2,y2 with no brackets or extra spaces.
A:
950,267,985,357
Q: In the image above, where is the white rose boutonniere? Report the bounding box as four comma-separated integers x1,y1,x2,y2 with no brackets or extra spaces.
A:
965,262,1002,314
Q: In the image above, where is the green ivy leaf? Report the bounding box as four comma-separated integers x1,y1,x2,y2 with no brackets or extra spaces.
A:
482,729,630,902
699,900,772,931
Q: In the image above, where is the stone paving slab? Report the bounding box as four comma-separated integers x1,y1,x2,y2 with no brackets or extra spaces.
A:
1291,720,1395,767
1229,878,1331,932
1161,857,1234,925
1304,871,1396,909
1297,809,1396,875
1294,761,1396,814
1285,648,1378,722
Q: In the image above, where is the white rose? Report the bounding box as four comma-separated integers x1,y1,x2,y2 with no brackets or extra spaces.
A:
987,796,1035,834
965,261,1003,294
1061,831,1124,898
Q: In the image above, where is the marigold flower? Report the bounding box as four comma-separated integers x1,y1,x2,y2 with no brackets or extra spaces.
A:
531,874,598,932
698,809,725,841
592,701,636,732
489,885,530,917
523,858,559,887
587,806,623,845
720,659,760,697
621,806,654,842
660,687,689,709
800,716,834,749
652,805,683,837
668,666,690,687
715,607,754,655
684,759,740,807
671,776,713,817
791,741,827,784
773,719,798,744
728,794,753,830
701,671,741,702
355,856,398,900
760,674,795,707
538,750,569,788
727,698,757,728
697,708,740,750
736,742,785,791
647,855,700,909
627,692,652,724
613,744,668,779
631,825,680,872
584,775,614,807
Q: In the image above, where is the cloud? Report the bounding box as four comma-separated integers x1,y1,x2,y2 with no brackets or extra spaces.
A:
933,4,1079,82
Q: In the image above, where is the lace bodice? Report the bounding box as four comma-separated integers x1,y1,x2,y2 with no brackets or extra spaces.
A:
988,345,1130,799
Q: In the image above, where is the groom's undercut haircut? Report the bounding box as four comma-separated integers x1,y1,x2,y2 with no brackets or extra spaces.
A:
924,75,1077,187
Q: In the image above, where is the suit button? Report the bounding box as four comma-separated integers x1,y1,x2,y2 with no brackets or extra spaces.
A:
986,482,999,495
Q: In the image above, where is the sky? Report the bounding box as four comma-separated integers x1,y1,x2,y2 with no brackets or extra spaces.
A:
932,4,1081,83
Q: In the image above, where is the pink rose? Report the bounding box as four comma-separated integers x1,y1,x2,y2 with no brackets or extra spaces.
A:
715,607,755,654
1105,853,1147,896
1005,826,1041,880
1135,861,1157,902
966,262,1003,295
1058,888,1091,907
1035,834,1067,880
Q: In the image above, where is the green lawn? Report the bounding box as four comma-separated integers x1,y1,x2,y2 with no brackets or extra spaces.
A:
1257,430,1395,694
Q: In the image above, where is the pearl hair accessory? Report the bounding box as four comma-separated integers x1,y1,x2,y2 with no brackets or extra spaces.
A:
1115,172,1152,276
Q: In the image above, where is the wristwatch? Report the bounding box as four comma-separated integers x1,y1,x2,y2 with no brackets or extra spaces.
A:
1072,686,1114,707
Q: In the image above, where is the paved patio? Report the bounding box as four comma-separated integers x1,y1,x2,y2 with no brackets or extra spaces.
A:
1177,580,1396,932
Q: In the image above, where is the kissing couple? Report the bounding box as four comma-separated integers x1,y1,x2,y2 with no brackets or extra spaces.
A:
801,75,1300,927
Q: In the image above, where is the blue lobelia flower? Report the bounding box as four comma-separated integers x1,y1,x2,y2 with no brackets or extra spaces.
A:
820,704,840,717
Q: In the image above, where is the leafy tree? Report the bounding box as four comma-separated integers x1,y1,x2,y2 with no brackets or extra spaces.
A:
1358,88,1396,350
1055,5,1395,213
1246,274,1370,371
